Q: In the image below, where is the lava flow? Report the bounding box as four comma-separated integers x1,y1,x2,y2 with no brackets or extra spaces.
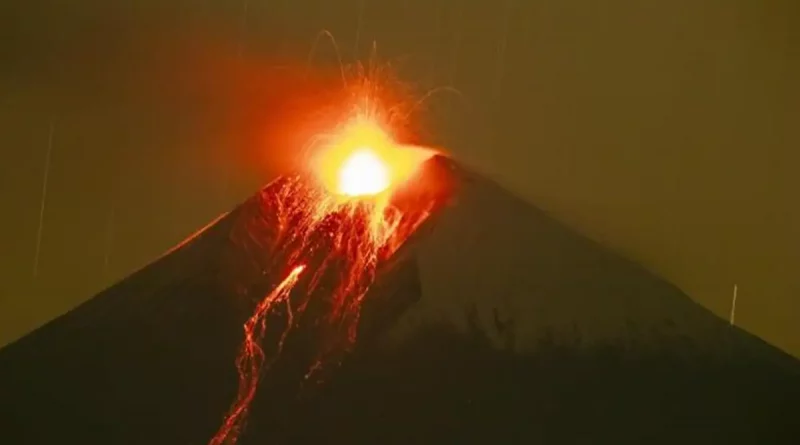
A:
210,75,446,445
211,265,306,445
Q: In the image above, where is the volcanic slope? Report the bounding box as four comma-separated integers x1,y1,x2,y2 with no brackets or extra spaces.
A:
2,156,799,445
0,157,455,445
291,162,800,445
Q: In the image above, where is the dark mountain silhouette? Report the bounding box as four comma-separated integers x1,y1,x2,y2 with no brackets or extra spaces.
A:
302,162,800,444
1,156,798,444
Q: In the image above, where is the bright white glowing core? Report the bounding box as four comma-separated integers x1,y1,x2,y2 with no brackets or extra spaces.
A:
337,149,391,197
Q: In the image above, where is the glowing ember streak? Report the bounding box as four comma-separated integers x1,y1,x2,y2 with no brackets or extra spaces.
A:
211,66,445,445
212,172,435,445
209,265,306,445
212,171,435,444
310,82,437,201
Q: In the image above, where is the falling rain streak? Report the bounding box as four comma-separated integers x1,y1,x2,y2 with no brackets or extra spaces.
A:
730,284,738,326
33,121,55,279
491,0,515,101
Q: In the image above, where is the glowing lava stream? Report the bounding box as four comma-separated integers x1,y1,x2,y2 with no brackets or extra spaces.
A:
210,265,306,445
210,107,439,445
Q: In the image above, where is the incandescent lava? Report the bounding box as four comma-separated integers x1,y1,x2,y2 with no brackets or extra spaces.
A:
210,79,447,445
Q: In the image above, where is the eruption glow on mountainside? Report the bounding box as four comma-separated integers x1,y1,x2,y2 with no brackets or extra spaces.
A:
210,70,445,445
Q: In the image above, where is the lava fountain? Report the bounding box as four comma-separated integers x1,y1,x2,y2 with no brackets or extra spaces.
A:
210,75,447,445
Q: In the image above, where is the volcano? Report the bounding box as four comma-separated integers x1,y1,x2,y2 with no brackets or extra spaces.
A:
2,156,799,444
0,153,456,445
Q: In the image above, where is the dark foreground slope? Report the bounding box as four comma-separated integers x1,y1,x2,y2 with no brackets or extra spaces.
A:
2,157,799,445
295,166,800,444
0,157,455,445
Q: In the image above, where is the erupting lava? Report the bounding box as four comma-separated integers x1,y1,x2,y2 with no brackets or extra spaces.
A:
211,265,306,445
338,149,389,197
210,72,443,445
313,114,434,201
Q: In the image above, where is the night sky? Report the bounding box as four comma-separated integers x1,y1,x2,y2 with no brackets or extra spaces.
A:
1,0,797,357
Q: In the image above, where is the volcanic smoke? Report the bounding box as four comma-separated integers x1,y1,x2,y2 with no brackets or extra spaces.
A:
209,74,444,445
